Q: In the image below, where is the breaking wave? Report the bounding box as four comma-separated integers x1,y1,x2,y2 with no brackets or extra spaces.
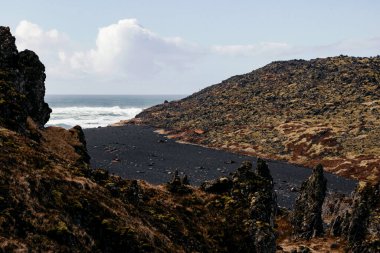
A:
47,106,144,129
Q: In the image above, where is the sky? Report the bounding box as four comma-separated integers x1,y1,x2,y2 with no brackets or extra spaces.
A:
1,0,379,95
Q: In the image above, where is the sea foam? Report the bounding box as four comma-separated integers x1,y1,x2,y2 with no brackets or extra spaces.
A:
47,106,143,129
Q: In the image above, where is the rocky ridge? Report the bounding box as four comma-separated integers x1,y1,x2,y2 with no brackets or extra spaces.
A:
135,56,380,182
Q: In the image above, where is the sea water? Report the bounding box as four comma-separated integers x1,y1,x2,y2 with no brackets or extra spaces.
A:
45,95,185,129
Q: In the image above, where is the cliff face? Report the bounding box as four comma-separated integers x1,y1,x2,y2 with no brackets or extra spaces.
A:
136,56,380,182
0,26,51,132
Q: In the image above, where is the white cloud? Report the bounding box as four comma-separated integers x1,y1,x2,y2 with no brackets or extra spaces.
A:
15,20,70,61
65,19,200,78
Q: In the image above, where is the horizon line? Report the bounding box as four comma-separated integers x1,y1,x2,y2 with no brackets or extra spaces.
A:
45,94,190,96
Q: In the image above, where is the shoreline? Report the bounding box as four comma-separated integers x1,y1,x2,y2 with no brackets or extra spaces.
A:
84,124,357,209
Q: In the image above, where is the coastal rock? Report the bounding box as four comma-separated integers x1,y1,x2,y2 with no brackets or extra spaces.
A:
18,49,51,127
166,170,192,193
323,183,380,252
232,160,277,252
69,125,91,164
292,164,327,239
341,182,380,252
200,176,232,193
256,158,273,182
126,180,143,203
0,26,51,133
0,26,18,67
199,160,277,252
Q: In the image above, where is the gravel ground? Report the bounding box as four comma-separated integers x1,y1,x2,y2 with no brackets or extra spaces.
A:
84,124,357,208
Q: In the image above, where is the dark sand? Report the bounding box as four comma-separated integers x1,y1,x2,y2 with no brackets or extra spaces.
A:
84,125,357,208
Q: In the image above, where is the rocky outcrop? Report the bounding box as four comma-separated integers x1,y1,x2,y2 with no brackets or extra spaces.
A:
166,170,192,193
0,26,18,67
69,125,91,164
200,160,277,252
0,26,51,133
292,164,327,239
326,182,380,252
18,49,51,126
200,176,232,193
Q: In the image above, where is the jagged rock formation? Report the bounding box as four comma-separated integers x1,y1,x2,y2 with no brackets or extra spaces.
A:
343,182,380,252
292,164,327,239
0,26,51,132
325,182,380,252
277,168,378,252
200,160,278,252
135,56,380,182
166,170,192,193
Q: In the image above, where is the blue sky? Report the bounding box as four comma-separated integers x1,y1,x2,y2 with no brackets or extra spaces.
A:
1,0,379,94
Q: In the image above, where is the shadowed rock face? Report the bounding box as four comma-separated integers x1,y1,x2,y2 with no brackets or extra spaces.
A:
0,27,18,67
201,160,278,252
326,182,380,252
344,183,380,252
0,26,51,132
292,164,327,239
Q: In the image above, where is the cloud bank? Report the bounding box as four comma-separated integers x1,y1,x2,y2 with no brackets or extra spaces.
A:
14,19,380,94
67,19,200,77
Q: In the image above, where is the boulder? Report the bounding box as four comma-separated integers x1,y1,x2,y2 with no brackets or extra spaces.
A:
200,177,232,193
166,170,192,193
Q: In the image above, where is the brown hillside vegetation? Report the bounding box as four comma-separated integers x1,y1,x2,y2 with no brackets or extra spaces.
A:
0,124,279,252
136,56,380,182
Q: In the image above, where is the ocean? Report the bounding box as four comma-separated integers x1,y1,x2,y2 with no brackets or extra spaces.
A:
45,95,185,129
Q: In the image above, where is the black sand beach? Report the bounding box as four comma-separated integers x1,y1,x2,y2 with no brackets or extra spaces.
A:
84,125,357,208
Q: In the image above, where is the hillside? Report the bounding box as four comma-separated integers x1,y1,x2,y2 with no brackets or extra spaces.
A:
136,56,380,182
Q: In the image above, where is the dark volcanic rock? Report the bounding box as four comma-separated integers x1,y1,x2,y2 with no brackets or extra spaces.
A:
0,26,51,132
18,49,51,126
69,125,91,164
166,170,192,193
199,160,277,252
200,176,232,193
292,164,327,239
256,158,273,183
342,182,380,252
0,27,18,67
